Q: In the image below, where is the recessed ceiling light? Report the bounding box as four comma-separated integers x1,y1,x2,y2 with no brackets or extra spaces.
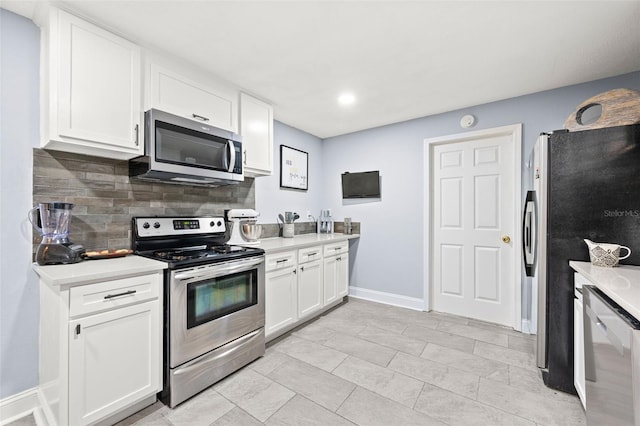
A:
338,93,356,106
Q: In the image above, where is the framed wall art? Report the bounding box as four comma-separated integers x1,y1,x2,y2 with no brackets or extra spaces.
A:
280,145,308,190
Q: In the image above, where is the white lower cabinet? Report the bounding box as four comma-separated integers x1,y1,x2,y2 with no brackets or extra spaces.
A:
336,253,349,298
323,254,349,305
265,250,298,340
265,241,351,342
297,246,324,319
574,272,587,409
298,262,323,318
323,241,349,305
323,255,339,305
265,264,298,340
39,271,163,426
574,297,586,409
68,301,160,425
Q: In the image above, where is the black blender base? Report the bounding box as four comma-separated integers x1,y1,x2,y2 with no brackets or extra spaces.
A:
36,243,85,265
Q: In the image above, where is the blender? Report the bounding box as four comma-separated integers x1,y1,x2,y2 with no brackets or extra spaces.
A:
226,209,261,246
29,202,85,265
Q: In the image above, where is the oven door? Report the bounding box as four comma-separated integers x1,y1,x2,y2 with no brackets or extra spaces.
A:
169,256,265,368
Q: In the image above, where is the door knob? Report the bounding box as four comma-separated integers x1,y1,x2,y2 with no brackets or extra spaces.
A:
502,235,511,244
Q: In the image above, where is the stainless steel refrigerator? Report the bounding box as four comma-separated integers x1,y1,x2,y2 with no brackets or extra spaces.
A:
523,124,640,394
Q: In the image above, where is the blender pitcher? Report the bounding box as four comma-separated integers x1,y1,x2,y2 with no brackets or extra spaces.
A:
29,202,74,242
28,202,85,265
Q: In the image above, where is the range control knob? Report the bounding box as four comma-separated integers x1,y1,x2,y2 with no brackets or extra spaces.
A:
217,220,222,227
210,221,215,227
142,222,150,229
153,222,161,229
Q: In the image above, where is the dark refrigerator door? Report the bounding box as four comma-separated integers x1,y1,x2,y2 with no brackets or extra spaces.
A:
544,124,640,393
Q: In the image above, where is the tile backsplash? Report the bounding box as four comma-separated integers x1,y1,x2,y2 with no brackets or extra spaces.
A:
32,148,255,251
260,221,361,238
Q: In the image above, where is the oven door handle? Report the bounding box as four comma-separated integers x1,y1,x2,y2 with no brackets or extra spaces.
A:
173,257,264,281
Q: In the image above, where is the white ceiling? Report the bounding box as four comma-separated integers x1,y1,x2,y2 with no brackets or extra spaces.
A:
4,1,640,138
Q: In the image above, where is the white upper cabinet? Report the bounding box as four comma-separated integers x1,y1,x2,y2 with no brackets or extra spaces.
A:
41,7,143,159
240,93,274,176
146,59,238,133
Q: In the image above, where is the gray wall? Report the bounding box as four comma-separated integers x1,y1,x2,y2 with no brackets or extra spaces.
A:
254,121,324,225
322,71,640,306
0,9,40,399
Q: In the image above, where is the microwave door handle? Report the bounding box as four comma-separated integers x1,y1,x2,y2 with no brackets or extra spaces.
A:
227,140,236,172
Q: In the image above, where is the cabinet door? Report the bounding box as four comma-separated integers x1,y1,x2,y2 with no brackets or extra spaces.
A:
240,93,273,176
323,256,338,305
68,301,160,426
298,260,323,319
150,64,238,132
336,253,349,298
574,297,586,409
55,9,142,155
265,267,298,339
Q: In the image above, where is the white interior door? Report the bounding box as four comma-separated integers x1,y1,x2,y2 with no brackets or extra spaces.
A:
429,125,520,327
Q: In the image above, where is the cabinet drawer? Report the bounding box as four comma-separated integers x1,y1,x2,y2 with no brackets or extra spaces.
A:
69,273,162,317
298,246,322,264
265,251,296,272
324,241,348,257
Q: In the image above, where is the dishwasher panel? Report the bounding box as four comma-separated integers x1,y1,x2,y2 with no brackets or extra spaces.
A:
583,285,640,426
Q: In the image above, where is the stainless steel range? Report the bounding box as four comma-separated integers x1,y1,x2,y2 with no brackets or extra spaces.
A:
132,216,265,408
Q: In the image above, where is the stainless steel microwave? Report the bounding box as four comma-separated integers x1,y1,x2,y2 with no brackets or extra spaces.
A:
129,109,243,186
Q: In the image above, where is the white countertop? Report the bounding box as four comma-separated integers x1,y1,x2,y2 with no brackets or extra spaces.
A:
259,233,359,253
33,255,167,287
570,260,640,319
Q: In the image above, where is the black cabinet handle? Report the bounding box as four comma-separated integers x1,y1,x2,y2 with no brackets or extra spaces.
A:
104,290,136,300
76,324,81,335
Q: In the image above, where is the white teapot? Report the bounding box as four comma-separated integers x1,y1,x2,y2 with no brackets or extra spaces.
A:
584,239,631,267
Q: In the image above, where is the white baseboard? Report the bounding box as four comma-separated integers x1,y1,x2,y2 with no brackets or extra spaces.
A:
348,286,424,311
521,319,536,335
0,387,40,426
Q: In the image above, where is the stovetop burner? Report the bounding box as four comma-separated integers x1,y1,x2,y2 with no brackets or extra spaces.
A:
132,216,264,269
152,245,249,261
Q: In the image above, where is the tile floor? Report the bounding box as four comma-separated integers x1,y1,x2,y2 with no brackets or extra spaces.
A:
23,297,580,426
113,298,586,426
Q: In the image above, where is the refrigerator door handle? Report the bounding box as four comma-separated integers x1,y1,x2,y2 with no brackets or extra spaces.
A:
523,191,537,277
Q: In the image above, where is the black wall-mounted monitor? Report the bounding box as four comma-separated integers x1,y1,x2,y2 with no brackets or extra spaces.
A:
341,171,381,199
